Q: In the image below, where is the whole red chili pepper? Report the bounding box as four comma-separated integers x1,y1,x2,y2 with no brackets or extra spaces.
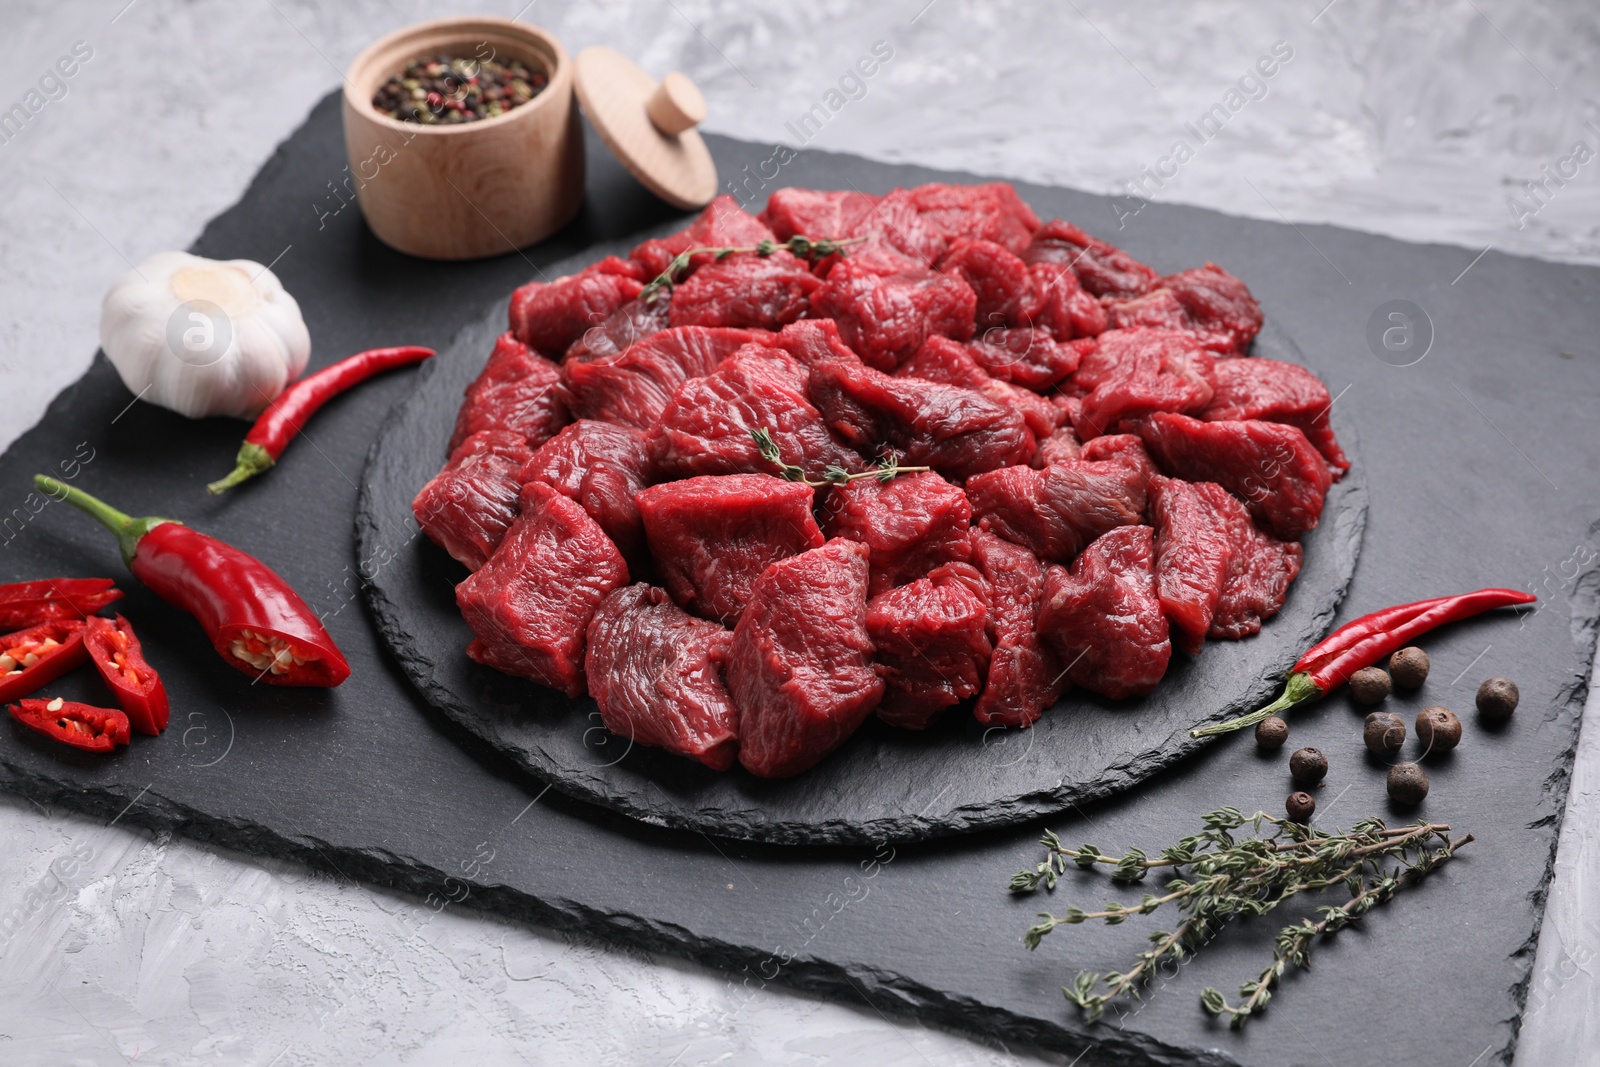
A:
84,615,169,735
207,345,434,494
10,697,130,753
1192,587,1536,737
0,577,122,629
35,476,351,687
0,620,89,702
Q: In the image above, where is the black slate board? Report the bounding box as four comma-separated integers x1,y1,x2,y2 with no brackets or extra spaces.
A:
1,92,1596,1067
359,279,1366,846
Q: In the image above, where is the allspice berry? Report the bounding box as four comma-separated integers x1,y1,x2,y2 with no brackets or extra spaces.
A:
1255,715,1289,750
1476,677,1520,725
1389,647,1430,690
1388,761,1429,805
1286,791,1316,822
1363,711,1407,755
1289,746,1329,786
1349,666,1391,706
1415,706,1462,753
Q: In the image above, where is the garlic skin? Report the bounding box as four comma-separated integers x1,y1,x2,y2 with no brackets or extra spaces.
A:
99,251,311,419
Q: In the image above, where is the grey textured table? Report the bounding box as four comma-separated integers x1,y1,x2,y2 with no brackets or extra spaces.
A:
1,2,1596,1064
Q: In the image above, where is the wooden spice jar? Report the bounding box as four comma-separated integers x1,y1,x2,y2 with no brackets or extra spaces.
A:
342,17,584,260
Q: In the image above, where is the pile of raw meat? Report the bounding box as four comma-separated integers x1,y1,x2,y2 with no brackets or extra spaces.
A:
413,183,1348,779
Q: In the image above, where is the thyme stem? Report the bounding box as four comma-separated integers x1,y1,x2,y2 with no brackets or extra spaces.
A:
639,235,867,304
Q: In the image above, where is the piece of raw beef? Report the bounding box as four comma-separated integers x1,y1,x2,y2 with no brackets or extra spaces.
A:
1209,491,1305,640
969,529,1062,728
1139,413,1331,539
449,332,569,453
585,584,739,770
412,429,532,571
564,326,765,430
650,346,863,480
629,195,777,279
966,456,1147,564
456,482,629,697
560,296,669,365
667,250,821,330
1032,426,1083,467
810,262,977,370
1023,220,1160,299
1200,358,1350,477
761,187,941,275
1038,525,1171,699
907,182,1042,255
899,336,1060,439
519,420,650,571
1161,264,1263,352
764,318,864,368
509,260,645,358
965,327,1082,390
808,358,1034,480
1149,477,1235,654
937,238,1036,329
819,471,973,596
1027,261,1108,339
1071,327,1216,439
637,473,825,625
726,539,883,778
867,567,992,730
1078,432,1160,490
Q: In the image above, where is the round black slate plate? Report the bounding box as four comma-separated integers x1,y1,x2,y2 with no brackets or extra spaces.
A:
357,281,1366,847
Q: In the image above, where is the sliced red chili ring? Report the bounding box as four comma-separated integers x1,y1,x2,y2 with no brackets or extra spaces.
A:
9,696,130,752
0,577,122,630
84,614,169,736
0,620,89,703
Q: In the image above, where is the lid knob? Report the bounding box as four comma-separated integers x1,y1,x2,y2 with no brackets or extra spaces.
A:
646,72,706,137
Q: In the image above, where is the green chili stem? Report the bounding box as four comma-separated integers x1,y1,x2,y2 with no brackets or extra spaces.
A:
206,442,276,495
35,475,177,567
1191,671,1324,738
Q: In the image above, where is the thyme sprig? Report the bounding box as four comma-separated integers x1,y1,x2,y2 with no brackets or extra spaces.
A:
639,235,866,304
751,427,929,487
1012,808,1472,1027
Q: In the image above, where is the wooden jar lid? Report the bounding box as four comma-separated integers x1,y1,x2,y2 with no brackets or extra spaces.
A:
574,47,716,211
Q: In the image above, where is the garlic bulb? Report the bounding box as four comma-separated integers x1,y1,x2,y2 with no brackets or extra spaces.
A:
99,251,311,419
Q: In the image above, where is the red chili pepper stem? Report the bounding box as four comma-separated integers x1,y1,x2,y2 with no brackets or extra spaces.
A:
36,476,177,566
205,442,274,495
1191,671,1322,738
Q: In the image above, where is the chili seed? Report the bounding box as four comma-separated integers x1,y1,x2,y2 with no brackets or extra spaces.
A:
1349,666,1391,705
1415,706,1462,753
1388,761,1429,805
1289,746,1328,786
371,53,549,125
1476,677,1519,725
1286,791,1316,822
1255,715,1289,751
1389,646,1430,690
1363,711,1407,756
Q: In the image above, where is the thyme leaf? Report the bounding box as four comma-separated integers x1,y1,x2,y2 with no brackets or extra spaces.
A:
639,234,867,305
749,427,929,488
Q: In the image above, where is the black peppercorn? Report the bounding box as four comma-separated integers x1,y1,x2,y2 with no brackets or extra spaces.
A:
1388,761,1429,805
1476,677,1519,725
1415,706,1462,754
1363,711,1406,755
1255,715,1289,750
1348,666,1391,706
1289,746,1328,785
1286,791,1316,822
1389,646,1430,690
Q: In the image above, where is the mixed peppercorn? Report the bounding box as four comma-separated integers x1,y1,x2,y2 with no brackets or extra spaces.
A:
371,54,548,124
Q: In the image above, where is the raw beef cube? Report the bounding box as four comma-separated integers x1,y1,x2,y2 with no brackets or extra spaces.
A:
761,188,930,275
970,529,1062,728
650,347,864,480
509,267,645,359
637,474,825,625
1078,433,1159,490
900,336,1060,438
1162,264,1263,352
907,182,1042,255
449,332,569,452
1210,490,1304,640
808,358,1034,480
867,570,992,730
966,327,1081,389
726,539,883,778
412,430,532,571
811,262,977,370
762,187,880,242
629,195,777,278
519,420,649,570
766,318,864,367
967,457,1147,564
456,482,629,697
1028,262,1108,340
820,471,973,597
1052,394,1084,431
1032,426,1082,467
1023,220,1160,299
1149,478,1234,654
585,584,739,770
565,326,765,430
1201,358,1350,477
1074,328,1216,439
1038,525,1171,700
1139,413,1331,539
938,239,1035,329
560,296,669,364
667,251,821,330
